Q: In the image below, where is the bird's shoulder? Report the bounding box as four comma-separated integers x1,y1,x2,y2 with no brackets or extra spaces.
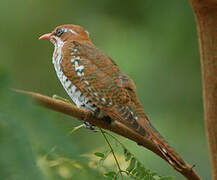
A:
61,41,144,127
61,40,138,107
62,41,136,91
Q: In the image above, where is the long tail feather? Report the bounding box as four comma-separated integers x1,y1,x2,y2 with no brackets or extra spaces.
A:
135,107,186,170
104,102,187,170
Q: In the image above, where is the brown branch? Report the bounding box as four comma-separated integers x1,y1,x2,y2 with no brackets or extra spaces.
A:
13,89,201,180
190,0,217,179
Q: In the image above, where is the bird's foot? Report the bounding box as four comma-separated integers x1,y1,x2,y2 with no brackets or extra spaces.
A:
52,94,70,103
83,122,98,132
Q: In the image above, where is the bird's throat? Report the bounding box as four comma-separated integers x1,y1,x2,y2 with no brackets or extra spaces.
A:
52,37,65,65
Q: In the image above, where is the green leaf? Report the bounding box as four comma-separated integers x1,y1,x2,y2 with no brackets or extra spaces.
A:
123,148,132,161
104,171,116,178
136,161,142,168
94,152,105,158
91,131,174,180
125,152,132,161
126,157,136,172
153,176,161,180
131,168,138,175
136,166,146,178
99,149,111,165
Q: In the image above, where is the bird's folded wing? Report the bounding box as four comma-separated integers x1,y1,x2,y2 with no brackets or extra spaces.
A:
61,41,148,136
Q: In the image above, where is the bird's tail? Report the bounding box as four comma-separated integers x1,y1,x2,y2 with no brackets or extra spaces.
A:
105,102,187,170
136,110,186,170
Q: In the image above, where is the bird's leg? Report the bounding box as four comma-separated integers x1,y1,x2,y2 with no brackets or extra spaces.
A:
77,105,100,132
82,108,112,132
83,122,98,132
53,94,98,131
52,95,100,132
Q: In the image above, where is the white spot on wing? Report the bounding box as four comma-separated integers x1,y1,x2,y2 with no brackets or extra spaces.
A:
72,56,84,77
76,72,80,76
84,81,89,85
75,61,79,66
77,72,84,77
75,65,84,71
71,58,75,63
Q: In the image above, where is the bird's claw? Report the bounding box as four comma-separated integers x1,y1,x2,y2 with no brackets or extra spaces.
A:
83,122,98,132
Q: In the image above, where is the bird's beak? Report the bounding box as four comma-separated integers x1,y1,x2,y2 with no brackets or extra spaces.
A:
39,33,52,40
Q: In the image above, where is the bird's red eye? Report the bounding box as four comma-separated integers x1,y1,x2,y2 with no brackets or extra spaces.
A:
56,29,64,37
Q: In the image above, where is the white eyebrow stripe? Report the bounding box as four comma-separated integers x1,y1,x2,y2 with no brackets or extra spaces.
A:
68,29,78,35
63,28,78,35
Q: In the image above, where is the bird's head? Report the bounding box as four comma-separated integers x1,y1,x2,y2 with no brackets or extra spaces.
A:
39,24,90,45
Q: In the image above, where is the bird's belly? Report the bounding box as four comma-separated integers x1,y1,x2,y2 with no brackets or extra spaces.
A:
53,62,97,113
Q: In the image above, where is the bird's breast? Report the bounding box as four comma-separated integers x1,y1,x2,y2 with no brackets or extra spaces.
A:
52,46,97,113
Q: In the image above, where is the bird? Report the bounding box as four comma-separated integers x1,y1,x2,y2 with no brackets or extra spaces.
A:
39,24,186,170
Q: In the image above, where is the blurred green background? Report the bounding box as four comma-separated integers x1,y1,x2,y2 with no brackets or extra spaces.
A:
0,0,210,179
